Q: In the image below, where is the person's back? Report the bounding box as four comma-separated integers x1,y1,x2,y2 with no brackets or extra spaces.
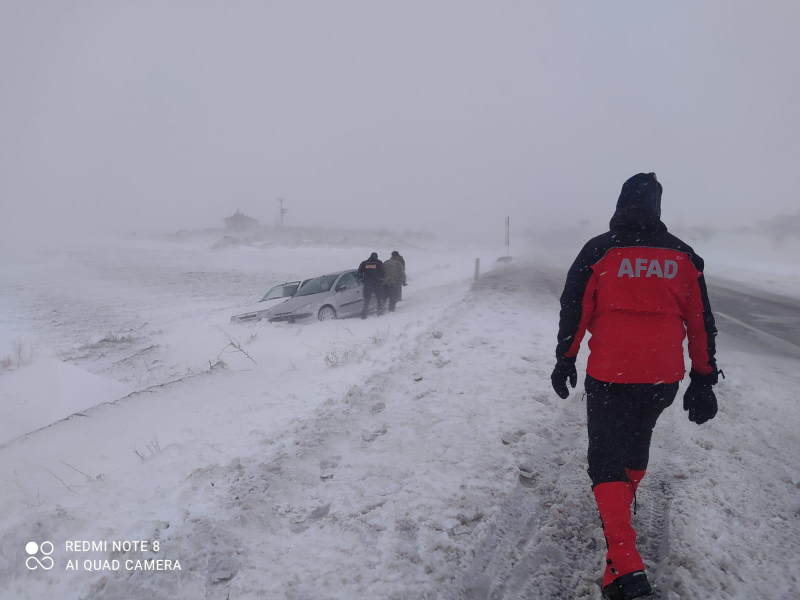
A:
390,250,407,300
382,257,405,312
551,173,721,600
555,173,717,384
358,253,384,286
358,252,385,318
383,257,404,287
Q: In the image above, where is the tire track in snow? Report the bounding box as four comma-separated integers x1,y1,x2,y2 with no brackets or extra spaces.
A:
455,425,603,600
627,394,688,599
456,483,545,600
635,475,674,600
452,264,603,600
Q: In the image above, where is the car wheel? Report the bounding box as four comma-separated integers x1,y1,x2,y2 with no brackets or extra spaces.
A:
318,306,337,321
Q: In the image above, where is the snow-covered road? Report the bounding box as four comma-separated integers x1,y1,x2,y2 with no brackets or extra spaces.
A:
709,279,800,360
1,260,798,599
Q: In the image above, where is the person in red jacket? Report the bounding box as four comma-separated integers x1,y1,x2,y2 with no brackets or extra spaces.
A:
552,173,721,600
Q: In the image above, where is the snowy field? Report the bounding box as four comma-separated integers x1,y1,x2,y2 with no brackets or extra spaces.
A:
0,236,798,599
0,238,495,444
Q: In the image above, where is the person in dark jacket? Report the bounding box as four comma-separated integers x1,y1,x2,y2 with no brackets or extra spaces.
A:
382,256,405,312
357,252,385,319
391,250,407,300
552,173,721,600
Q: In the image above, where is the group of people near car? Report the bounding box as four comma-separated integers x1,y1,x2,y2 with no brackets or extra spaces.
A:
356,250,407,319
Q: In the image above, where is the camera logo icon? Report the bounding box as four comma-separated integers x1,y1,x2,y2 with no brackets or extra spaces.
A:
25,541,54,571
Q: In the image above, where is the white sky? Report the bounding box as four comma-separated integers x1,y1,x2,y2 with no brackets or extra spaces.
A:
1,1,799,240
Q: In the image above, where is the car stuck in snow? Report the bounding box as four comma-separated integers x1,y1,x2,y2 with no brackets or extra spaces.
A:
261,270,380,323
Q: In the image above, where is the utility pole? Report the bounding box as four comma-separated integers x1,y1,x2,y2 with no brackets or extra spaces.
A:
505,216,510,257
277,198,288,227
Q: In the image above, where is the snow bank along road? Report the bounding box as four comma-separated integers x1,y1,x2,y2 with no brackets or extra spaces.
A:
1,263,798,599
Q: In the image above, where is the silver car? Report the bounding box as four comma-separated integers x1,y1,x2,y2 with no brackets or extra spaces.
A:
264,270,377,322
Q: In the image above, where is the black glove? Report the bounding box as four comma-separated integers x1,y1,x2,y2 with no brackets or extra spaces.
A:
551,358,577,399
683,369,720,425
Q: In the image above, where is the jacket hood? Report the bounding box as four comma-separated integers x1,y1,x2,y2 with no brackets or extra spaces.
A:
609,173,666,231
369,252,378,260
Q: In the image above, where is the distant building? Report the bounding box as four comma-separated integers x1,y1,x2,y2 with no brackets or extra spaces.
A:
223,210,259,231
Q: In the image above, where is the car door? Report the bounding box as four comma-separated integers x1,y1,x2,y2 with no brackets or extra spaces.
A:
333,272,363,317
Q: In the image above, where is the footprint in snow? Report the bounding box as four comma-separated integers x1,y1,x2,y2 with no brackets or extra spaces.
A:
208,556,240,584
517,458,538,482
501,429,528,445
309,503,330,520
362,425,388,442
319,456,340,481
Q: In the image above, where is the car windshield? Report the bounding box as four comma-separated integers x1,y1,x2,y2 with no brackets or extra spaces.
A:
294,274,339,297
261,283,299,302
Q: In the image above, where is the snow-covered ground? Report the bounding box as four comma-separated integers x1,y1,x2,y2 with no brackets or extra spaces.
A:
0,237,798,599
0,238,497,444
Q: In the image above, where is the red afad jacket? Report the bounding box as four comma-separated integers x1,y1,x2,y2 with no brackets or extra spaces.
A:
556,174,718,384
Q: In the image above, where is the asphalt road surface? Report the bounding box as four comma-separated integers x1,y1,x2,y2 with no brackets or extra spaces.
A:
709,277,800,360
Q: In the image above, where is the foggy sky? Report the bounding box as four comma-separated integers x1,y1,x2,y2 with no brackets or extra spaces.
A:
2,1,799,241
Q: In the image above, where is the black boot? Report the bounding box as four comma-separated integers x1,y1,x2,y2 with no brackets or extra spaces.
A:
602,571,652,600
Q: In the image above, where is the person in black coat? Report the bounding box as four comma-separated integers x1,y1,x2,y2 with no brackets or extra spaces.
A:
552,173,721,600
357,252,385,318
